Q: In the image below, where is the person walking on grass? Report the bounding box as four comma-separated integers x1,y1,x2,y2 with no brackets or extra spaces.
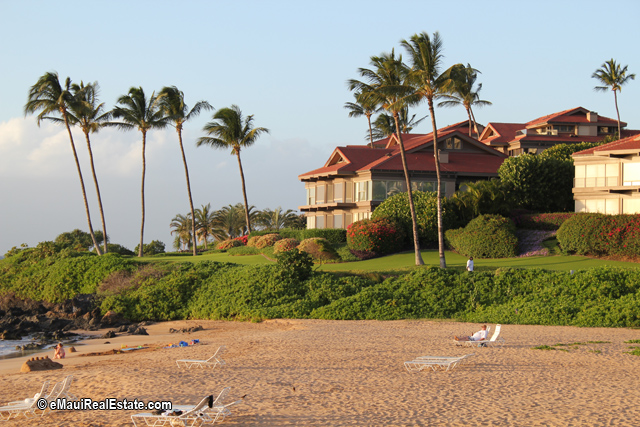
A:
467,256,474,272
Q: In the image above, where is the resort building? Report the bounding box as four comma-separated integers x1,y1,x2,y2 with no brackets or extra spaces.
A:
478,107,638,156
572,133,640,214
298,121,506,229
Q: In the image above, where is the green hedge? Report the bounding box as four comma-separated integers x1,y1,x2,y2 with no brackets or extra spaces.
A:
557,213,640,257
445,214,518,258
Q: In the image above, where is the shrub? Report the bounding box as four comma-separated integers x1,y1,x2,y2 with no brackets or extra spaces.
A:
255,233,282,249
247,236,261,247
346,217,405,257
515,213,577,230
371,191,456,246
276,249,313,282
273,238,300,254
216,239,244,250
445,214,518,258
106,243,135,256
297,238,339,262
234,235,249,245
557,213,640,257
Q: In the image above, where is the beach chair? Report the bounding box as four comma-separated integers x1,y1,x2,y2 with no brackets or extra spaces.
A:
0,381,50,420
176,345,226,369
171,387,243,424
52,375,77,401
405,353,474,372
462,324,505,348
131,394,214,427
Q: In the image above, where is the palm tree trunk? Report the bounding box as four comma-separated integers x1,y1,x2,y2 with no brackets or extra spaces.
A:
178,129,198,256
64,115,102,255
366,112,374,147
614,90,621,140
468,107,481,140
428,99,446,269
393,113,424,266
139,131,147,257
236,152,252,234
83,131,108,254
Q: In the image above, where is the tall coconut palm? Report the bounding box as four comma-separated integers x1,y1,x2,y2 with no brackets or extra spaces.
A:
348,50,424,266
438,64,491,139
371,107,427,140
344,90,380,146
157,86,213,256
197,106,269,234
24,72,102,255
111,87,169,257
401,31,457,269
66,81,110,253
592,59,636,140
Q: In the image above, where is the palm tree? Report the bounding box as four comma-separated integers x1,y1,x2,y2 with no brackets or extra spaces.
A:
257,207,299,231
194,203,222,249
170,213,193,251
197,106,269,234
371,107,427,140
24,72,102,255
157,86,213,256
438,64,491,139
348,50,424,266
111,87,169,257
592,59,636,140
344,90,380,146
214,204,258,239
401,31,457,269
66,81,110,254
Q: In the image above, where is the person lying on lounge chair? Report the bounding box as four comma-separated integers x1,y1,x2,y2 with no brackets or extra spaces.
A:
454,325,487,342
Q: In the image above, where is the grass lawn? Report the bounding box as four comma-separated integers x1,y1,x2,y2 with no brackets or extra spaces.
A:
140,249,640,273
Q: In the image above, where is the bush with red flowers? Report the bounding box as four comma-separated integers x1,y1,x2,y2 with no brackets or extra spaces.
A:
255,233,282,249
557,213,640,257
273,238,300,254
216,239,244,250
346,217,405,259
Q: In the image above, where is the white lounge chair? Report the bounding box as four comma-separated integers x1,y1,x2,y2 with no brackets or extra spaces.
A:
172,387,243,424
52,375,77,401
461,324,505,348
0,381,50,420
404,354,474,372
176,345,227,369
131,394,216,427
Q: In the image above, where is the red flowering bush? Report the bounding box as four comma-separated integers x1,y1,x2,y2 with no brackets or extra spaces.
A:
346,217,405,259
234,235,248,245
557,213,640,257
216,239,244,250
255,233,282,249
273,238,300,254
297,238,339,262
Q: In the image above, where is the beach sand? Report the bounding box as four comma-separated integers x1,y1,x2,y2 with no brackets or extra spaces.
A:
0,319,639,426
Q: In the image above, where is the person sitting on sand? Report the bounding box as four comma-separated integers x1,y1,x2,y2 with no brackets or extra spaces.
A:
53,343,65,359
454,325,487,341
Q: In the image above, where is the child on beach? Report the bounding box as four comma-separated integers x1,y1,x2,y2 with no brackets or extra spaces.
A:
53,343,65,359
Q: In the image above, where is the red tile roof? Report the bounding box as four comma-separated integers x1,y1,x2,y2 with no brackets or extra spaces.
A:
525,106,621,127
573,133,640,156
480,122,525,146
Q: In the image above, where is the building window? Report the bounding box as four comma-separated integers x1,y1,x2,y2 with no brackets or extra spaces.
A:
599,127,611,134
557,125,574,133
307,187,316,205
623,163,640,186
316,215,325,229
334,182,343,202
445,137,462,149
334,214,343,229
372,180,404,200
316,185,326,203
354,181,371,202
307,216,316,229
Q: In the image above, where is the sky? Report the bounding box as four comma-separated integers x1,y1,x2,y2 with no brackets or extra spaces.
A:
1,0,639,255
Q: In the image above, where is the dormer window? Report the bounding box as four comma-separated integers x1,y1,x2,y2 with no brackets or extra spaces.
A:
445,137,462,149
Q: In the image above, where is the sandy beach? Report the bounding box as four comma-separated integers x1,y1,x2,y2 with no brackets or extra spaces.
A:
0,319,639,426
